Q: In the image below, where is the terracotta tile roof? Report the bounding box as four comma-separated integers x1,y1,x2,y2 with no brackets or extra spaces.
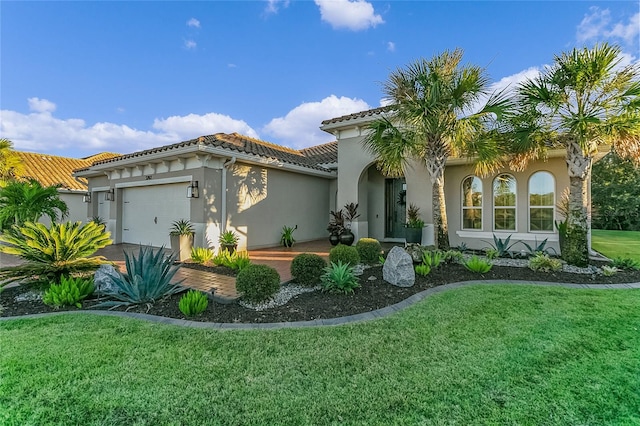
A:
321,106,393,125
16,151,120,191
86,133,338,172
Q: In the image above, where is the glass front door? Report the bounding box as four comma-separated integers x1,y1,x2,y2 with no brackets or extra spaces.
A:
385,178,406,238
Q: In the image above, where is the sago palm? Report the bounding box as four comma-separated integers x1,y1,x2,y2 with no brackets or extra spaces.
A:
0,178,69,230
363,49,510,249
510,43,640,265
0,221,112,285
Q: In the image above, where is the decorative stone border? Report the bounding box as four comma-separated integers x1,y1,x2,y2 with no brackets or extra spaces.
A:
2,280,639,330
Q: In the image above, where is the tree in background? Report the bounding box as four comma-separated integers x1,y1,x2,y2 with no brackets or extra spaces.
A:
509,43,640,265
0,138,24,187
592,150,640,231
0,179,69,230
363,49,510,250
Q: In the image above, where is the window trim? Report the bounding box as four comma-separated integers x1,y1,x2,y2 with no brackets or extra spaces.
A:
493,173,517,232
528,171,555,233
461,175,483,231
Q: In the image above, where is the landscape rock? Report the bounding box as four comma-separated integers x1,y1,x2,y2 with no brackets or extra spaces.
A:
383,246,415,287
94,264,121,294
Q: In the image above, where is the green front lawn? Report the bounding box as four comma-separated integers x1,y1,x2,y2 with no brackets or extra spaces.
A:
592,229,640,261
2,285,639,425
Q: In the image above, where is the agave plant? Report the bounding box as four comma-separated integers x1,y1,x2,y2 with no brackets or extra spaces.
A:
0,221,112,286
94,245,184,308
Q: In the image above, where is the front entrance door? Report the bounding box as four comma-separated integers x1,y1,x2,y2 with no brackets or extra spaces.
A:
385,178,406,238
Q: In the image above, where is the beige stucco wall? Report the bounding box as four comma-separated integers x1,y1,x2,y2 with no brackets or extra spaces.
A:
224,163,332,250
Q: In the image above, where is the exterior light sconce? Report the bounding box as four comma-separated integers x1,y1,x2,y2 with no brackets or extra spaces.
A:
82,192,92,203
105,188,115,201
187,181,199,198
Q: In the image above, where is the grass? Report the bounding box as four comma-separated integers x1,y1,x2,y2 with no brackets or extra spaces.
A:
1,285,640,425
592,229,640,261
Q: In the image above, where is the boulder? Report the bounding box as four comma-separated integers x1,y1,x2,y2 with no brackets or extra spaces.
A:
94,264,121,294
383,246,415,287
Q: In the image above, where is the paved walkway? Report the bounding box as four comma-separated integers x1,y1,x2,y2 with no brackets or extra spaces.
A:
3,279,639,329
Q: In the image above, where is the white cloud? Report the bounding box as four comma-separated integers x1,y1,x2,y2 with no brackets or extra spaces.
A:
228,63,237,68
187,18,200,28
153,113,259,140
184,40,197,50
387,41,395,52
315,0,384,31
262,95,371,148
577,7,639,46
0,98,260,155
264,0,290,15
28,97,56,113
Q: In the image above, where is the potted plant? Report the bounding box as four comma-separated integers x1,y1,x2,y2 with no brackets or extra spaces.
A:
327,209,345,246
169,219,195,262
405,204,424,244
281,225,297,248
340,202,360,246
219,230,239,254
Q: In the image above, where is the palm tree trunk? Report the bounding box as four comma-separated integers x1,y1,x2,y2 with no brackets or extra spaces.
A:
564,141,592,266
426,148,450,250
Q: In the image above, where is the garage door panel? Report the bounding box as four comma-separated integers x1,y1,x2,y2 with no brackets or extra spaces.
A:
122,184,190,247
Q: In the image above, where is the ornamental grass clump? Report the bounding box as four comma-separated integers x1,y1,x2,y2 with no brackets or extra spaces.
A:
179,290,209,316
43,276,95,308
463,256,492,274
290,253,326,286
421,250,444,270
415,263,431,277
355,238,383,264
94,246,183,308
329,244,360,266
190,247,214,264
528,253,563,273
212,249,251,271
235,264,280,303
321,261,360,294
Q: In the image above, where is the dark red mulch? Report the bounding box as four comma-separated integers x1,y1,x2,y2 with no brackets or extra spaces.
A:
2,262,639,324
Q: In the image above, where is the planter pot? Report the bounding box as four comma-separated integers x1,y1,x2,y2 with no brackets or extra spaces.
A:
170,233,194,262
329,233,340,246
339,230,355,246
220,243,237,254
405,227,423,245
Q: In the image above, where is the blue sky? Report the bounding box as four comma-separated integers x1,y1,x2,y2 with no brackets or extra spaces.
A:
1,1,638,158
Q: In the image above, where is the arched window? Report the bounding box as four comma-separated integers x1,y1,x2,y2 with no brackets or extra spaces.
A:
493,174,516,231
529,171,555,232
462,176,482,230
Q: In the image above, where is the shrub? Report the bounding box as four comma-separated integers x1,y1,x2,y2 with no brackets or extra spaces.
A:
421,250,443,269
212,250,251,271
528,253,563,272
602,265,618,277
329,244,360,266
191,247,214,264
290,253,326,286
179,290,208,316
43,276,94,308
321,261,360,294
0,221,112,286
94,246,183,308
463,256,492,273
236,264,280,303
415,264,431,276
356,238,382,264
610,257,640,271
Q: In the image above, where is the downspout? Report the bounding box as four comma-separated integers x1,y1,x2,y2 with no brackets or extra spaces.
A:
221,157,236,233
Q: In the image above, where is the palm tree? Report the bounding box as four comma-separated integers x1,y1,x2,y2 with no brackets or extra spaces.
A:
363,49,510,249
0,179,69,230
510,43,640,265
0,138,24,186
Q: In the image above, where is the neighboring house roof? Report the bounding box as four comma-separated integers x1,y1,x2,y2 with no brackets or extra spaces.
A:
16,151,120,191
80,133,338,173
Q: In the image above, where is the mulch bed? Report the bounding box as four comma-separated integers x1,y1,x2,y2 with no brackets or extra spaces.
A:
2,261,639,324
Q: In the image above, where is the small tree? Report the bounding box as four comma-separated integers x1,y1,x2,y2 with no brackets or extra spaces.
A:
0,179,69,230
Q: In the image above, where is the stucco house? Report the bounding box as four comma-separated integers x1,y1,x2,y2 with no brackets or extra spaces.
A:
14,151,119,224
74,107,601,253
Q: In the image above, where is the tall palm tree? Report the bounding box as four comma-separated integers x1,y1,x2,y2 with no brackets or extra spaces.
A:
0,179,69,230
0,138,24,186
363,49,510,249
510,43,640,265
